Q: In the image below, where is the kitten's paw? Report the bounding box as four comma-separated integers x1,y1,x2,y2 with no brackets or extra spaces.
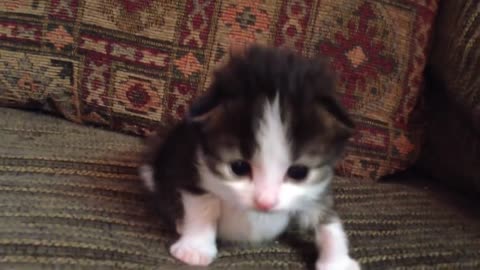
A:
170,238,217,266
316,256,360,270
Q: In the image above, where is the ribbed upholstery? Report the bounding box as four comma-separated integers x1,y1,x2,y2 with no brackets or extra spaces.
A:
429,0,480,116
0,108,479,270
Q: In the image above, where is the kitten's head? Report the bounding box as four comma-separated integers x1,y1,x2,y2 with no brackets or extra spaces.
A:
190,45,354,212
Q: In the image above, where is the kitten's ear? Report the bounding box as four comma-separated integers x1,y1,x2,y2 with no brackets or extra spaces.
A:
318,96,355,140
187,86,222,123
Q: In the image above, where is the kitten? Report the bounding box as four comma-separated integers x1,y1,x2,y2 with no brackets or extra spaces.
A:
139,45,360,270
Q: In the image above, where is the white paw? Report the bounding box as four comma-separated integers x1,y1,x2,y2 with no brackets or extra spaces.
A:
316,256,360,270
170,238,217,266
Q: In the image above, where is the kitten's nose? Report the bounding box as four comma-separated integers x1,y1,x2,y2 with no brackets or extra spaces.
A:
254,196,277,211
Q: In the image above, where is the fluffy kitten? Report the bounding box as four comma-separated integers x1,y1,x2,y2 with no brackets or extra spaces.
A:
139,45,360,270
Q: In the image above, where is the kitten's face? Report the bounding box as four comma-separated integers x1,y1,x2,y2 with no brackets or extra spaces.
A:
191,46,354,213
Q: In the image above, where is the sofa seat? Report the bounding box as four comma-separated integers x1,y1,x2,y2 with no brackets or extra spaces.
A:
0,108,479,270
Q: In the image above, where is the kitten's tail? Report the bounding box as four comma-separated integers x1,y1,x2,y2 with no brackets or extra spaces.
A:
138,134,164,192
138,165,155,192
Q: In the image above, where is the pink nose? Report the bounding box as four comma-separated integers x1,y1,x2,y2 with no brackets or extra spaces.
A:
254,197,277,211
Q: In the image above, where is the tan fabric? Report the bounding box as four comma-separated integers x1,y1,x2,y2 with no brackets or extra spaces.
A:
0,107,479,269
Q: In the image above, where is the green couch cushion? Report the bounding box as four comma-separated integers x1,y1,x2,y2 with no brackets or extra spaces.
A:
0,108,479,270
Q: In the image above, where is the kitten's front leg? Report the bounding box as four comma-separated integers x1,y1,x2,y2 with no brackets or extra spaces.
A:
315,218,360,270
170,191,220,266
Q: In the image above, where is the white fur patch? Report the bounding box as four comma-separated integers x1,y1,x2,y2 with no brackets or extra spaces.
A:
277,180,329,211
217,202,290,242
316,256,360,270
252,94,291,209
171,192,220,266
138,165,155,192
256,94,291,167
315,221,360,270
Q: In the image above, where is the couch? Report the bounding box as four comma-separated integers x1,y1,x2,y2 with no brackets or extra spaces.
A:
0,0,479,269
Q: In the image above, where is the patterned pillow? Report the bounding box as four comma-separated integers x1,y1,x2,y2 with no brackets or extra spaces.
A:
0,0,438,180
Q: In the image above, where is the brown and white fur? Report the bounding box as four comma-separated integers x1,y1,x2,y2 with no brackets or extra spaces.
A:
139,45,360,270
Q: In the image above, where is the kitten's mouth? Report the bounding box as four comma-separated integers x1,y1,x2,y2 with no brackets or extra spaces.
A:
251,206,285,214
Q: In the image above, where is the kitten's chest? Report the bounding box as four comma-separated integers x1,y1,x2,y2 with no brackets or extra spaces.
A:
217,202,290,242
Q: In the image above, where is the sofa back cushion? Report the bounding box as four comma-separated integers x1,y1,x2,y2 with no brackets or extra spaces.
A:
0,0,439,180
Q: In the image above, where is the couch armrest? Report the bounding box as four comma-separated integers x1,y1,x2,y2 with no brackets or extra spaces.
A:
429,0,480,129
417,67,480,193
417,0,480,193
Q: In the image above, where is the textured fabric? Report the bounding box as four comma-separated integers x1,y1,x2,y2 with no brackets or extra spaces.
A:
416,68,480,193
417,86,480,193
0,0,439,180
428,0,480,119
416,0,480,192
0,107,479,270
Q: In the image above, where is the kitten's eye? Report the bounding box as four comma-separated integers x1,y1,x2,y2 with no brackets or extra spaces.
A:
230,160,251,177
287,165,309,181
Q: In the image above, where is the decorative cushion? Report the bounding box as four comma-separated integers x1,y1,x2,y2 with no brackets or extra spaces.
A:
0,0,439,180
